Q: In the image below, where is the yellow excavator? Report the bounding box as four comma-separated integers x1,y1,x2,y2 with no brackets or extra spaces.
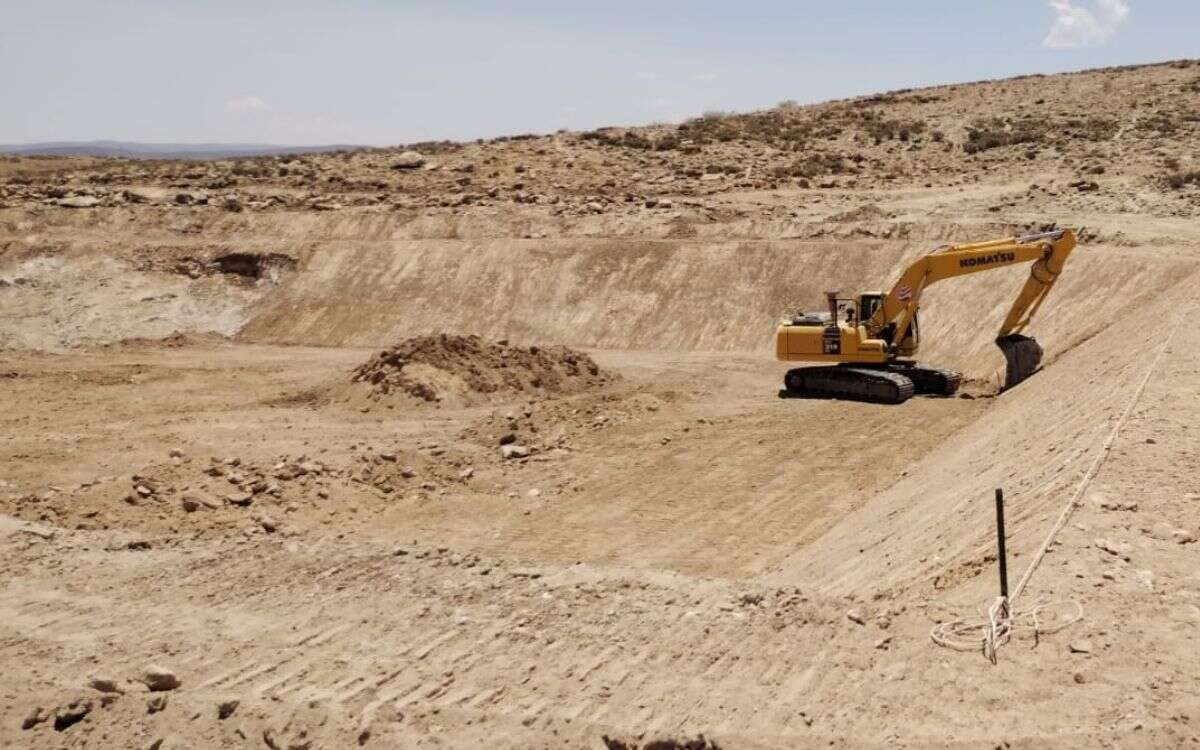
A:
776,228,1076,404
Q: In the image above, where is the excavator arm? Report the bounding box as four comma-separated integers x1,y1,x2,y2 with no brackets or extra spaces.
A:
869,228,1076,387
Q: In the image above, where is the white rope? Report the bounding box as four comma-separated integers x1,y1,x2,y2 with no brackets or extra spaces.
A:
932,289,1196,661
930,599,1082,664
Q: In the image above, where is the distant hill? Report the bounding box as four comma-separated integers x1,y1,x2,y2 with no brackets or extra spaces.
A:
0,141,363,160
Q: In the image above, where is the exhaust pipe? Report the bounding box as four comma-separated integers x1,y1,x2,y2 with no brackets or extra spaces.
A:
996,334,1043,390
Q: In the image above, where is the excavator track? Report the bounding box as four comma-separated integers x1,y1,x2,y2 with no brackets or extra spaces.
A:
891,363,962,396
784,366,916,405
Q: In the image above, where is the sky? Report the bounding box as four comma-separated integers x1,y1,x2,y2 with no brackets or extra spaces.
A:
1,1,1196,146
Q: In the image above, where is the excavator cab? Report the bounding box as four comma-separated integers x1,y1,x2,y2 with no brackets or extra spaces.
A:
861,291,918,352
858,293,884,327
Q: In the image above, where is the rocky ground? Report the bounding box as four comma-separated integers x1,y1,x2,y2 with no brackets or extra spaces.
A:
2,60,1200,748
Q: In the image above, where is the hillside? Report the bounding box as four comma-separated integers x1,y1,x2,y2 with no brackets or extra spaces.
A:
3,59,1198,221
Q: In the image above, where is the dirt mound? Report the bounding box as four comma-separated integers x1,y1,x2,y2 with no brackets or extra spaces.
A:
350,334,615,404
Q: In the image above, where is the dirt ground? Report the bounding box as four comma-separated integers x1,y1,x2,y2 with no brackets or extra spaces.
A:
3,61,1200,748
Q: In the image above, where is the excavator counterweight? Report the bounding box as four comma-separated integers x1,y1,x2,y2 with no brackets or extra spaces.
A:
776,229,1076,403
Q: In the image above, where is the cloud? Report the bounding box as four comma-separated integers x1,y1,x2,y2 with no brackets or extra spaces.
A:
1043,0,1130,49
225,95,268,114
691,73,718,82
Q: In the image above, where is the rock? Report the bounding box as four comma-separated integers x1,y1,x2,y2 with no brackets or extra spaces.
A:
399,466,416,478
227,491,253,507
1106,500,1138,511
222,197,244,212
22,525,56,541
123,187,172,204
392,151,426,169
53,698,93,731
501,444,530,460
259,515,278,533
180,496,200,513
1135,569,1155,591
57,195,101,208
140,664,181,692
1069,639,1093,654
846,608,866,626
21,706,47,730
526,488,542,499
217,698,240,720
498,433,517,446
146,694,168,713
459,467,474,480
1073,672,1087,684
88,675,123,693
1095,538,1131,562
1174,529,1197,544
1149,523,1177,542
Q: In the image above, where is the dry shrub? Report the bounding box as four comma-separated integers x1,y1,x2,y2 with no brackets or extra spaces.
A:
963,117,1046,154
1165,170,1200,190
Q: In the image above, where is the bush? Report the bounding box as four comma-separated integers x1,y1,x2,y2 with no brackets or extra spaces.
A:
1136,113,1178,135
1165,170,1200,190
770,152,848,179
963,117,1045,154
850,110,926,144
1064,116,1119,141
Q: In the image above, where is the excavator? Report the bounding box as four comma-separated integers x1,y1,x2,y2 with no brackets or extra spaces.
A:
776,228,1076,404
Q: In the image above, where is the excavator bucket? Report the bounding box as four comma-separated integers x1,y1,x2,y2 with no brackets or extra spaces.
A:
996,334,1043,390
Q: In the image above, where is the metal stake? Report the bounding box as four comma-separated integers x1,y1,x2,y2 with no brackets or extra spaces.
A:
995,488,1009,599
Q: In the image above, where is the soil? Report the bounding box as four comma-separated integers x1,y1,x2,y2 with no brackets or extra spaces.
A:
348,334,614,406
3,60,1200,748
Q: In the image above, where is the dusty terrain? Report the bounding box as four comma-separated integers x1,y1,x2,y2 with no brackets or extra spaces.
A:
2,60,1200,748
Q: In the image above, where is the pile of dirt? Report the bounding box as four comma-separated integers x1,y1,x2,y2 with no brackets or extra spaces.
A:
349,334,615,404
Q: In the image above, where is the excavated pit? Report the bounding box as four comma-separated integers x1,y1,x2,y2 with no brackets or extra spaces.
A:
3,209,1192,582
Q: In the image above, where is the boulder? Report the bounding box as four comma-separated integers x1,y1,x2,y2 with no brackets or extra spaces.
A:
392,151,426,169
56,195,100,208
140,665,181,692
